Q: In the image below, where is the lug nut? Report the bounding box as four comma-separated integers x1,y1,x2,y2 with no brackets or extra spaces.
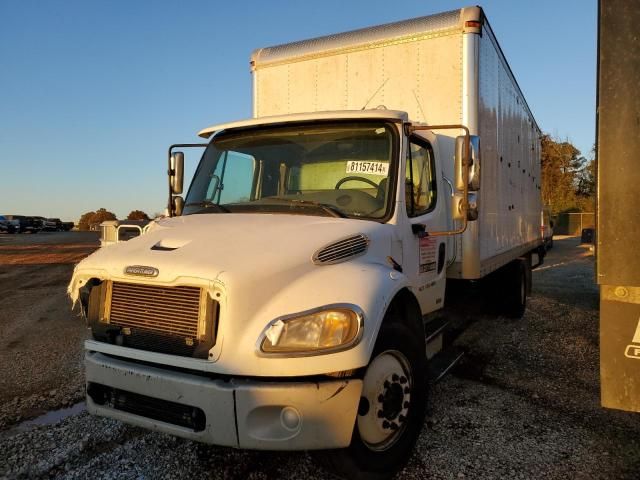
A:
398,414,406,423
378,394,384,402
404,386,411,394
404,401,410,408
377,410,384,418
390,422,399,430
400,376,407,384
382,420,390,429
384,380,390,388
392,373,399,382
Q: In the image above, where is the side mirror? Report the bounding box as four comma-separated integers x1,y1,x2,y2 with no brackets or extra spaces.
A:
170,152,184,195
454,135,481,191
172,195,184,216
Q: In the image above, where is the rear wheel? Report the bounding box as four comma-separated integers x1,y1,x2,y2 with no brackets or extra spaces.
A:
484,258,529,319
502,259,528,318
317,321,427,479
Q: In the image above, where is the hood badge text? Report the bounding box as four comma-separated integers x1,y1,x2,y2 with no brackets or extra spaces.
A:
124,265,159,277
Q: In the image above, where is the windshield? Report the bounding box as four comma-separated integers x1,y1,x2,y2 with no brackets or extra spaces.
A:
183,121,397,220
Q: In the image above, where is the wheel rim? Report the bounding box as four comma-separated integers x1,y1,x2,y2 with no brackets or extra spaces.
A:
357,349,412,451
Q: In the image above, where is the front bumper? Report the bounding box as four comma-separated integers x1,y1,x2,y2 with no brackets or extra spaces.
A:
85,351,362,450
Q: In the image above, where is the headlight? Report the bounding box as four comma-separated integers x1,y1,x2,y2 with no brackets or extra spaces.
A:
260,306,363,355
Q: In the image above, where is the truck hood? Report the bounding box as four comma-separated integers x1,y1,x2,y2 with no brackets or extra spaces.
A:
71,213,393,289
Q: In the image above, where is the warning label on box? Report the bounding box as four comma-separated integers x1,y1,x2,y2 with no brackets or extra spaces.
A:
419,236,437,273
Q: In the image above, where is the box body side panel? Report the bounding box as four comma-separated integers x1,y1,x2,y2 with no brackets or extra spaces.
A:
473,26,542,275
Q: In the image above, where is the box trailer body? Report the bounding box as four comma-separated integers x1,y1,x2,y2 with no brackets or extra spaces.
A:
69,6,543,478
252,7,542,279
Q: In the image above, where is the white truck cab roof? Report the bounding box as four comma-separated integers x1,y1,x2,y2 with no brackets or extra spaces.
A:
197,109,409,138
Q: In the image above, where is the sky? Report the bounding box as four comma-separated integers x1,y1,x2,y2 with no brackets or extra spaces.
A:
0,0,597,222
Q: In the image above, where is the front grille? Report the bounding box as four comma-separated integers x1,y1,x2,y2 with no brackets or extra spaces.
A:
87,383,206,431
313,234,369,265
117,328,204,357
109,282,202,338
89,281,218,358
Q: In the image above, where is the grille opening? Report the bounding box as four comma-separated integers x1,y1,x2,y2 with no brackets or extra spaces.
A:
89,282,218,358
88,383,206,432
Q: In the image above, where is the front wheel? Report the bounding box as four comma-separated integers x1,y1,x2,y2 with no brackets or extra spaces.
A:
317,321,427,479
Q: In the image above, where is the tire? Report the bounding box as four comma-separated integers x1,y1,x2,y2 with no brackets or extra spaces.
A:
502,259,527,319
316,320,428,480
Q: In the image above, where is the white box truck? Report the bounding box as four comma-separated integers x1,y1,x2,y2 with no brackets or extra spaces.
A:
69,6,543,478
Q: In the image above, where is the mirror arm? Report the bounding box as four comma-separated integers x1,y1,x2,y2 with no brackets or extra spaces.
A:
406,124,471,237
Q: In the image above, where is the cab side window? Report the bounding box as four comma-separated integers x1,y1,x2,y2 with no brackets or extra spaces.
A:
406,139,437,216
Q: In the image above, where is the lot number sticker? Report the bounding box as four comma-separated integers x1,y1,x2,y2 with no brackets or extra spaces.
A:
345,161,389,176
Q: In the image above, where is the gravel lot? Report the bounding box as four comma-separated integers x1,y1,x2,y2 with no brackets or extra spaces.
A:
0,232,98,432
0,234,638,479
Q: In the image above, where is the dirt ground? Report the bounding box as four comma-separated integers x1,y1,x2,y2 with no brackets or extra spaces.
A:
0,232,98,427
0,233,639,479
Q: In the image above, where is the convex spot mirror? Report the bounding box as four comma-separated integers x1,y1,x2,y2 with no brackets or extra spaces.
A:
170,152,184,195
454,135,481,191
172,195,184,216
451,192,478,222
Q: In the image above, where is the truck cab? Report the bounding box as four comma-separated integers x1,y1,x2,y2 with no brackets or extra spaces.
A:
69,109,478,477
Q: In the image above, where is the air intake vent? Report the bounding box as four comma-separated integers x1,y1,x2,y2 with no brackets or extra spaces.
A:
313,234,369,265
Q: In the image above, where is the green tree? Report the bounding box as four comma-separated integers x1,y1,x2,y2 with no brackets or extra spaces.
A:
126,210,150,221
576,145,596,199
77,211,96,231
92,208,117,225
77,208,117,231
540,135,586,214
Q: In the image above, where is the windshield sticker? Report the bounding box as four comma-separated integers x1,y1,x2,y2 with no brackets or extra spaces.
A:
419,236,437,273
346,161,389,176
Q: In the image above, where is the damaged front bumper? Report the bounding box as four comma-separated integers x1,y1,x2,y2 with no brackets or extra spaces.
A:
85,351,362,450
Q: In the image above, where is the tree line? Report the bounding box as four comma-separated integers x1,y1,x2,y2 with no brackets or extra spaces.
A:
540,134,595,215
77,209,152,231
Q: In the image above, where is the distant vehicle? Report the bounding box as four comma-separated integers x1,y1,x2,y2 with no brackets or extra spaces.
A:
541,210,554,250
44,218,63,231
1,216,19,233
98,219,150,246
31,216,46,230
61,221,75,231
5,215,40,233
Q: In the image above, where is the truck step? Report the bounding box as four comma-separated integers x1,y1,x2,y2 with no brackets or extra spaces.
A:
424,317,449,360
427,348,464,384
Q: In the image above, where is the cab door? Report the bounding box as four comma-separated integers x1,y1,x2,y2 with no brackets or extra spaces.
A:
402,136,448,315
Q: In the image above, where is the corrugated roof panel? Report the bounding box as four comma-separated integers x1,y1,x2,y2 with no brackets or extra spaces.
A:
252,9,461,68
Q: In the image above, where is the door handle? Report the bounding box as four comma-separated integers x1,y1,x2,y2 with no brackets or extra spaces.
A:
411,223,426,236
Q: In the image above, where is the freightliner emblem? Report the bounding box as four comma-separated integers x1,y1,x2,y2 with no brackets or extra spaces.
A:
124,265,159,277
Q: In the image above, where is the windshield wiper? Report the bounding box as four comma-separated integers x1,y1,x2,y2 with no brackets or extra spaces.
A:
270,198,346,218
184,201,231,213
